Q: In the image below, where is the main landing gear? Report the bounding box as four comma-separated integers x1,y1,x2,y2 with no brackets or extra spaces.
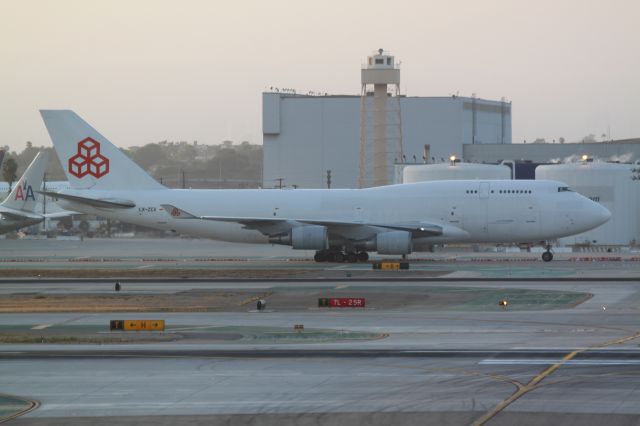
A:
541,244,553,262
314,249,369,263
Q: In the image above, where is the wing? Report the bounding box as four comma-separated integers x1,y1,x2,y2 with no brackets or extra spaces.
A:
0,209,43,221
161,204,445,240
38,191,136,209
43,211,78,219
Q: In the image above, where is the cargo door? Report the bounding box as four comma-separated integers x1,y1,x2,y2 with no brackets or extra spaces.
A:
463,182,489,235
477,182,489,233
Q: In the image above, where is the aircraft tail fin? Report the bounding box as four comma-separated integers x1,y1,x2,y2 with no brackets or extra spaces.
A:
39,110,164,191
2,151,49,212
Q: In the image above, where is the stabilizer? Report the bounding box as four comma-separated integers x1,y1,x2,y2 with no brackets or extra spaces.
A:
1,151,49,212
40,110,164,191
39,191,136,209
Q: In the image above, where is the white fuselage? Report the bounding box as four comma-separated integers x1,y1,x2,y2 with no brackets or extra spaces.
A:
53,180,610,250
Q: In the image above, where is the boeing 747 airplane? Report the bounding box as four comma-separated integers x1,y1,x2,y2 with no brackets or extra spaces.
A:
40,110,611,262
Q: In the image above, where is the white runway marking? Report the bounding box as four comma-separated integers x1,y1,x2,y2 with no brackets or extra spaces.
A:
480,359,640,366
31,324,52,330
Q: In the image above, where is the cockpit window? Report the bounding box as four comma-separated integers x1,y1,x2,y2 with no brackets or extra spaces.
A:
558,186,573,192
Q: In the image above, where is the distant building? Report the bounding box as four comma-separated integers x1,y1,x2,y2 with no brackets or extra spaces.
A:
263,92,511,188
463,138,640,179
262,49,511,189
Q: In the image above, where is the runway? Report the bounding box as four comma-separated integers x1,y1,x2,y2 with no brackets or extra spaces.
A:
3,349,640,425
0,239,639,424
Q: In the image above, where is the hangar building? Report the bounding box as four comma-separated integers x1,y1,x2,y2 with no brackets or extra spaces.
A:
262,50,511,189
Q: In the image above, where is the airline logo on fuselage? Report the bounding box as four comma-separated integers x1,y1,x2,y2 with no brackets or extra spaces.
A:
14,181,35,201
69,137,109,179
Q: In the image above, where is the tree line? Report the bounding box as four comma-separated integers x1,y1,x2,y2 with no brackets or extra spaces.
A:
2,140,263,190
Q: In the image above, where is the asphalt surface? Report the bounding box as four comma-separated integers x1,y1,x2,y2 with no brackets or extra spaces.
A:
3,351,640,425
0,239,639,425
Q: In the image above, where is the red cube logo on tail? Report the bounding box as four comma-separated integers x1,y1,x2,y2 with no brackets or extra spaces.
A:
69,137,109,178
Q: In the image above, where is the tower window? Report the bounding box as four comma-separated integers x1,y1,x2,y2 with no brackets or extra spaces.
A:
375,58,384,64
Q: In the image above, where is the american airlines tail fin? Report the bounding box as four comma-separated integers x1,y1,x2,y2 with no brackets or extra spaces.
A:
2,151,49,212
39,110,164,191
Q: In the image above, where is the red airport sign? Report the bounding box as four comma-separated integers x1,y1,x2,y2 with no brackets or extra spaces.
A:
319,298,365,308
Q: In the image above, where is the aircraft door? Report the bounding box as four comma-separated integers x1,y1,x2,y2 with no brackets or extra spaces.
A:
448,205,462,227
475,182,489,234
354,206,364,223
479,182,490,199
522,198,541,238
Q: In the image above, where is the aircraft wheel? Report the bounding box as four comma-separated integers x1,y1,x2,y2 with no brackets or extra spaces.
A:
333,252,346,263
357,251,369,262
542,251,553,262
314,251,327,262
346,252,358,263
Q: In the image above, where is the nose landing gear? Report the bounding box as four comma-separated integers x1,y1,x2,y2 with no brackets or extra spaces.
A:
541,244,554,262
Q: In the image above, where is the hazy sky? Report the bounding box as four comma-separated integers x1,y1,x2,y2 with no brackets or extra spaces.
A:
1,0,639,152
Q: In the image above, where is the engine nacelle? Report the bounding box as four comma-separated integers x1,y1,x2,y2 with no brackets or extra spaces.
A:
269,225,329,250
376,231,413,255
291,225,329,250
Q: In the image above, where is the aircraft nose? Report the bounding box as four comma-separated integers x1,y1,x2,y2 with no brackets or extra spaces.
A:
591,203,611,227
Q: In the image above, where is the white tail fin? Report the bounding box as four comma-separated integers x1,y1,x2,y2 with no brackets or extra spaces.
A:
40,110,164,190
2,151,49,212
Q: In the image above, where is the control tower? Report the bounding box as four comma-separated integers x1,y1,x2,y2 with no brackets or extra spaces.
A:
359,49,403,187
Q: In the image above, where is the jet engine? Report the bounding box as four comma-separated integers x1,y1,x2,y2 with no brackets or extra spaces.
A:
375,231,413,255
269,225,329,250
292,225,329,250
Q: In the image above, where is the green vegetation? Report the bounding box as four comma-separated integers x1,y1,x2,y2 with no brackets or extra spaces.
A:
1,157,17,192
2,139,263,189
0,394,31,419
450,287,591,310
0,325,383,345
